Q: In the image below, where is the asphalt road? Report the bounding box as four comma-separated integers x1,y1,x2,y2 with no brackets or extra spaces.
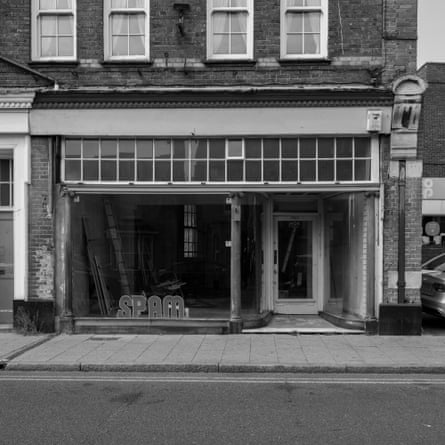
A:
0,373,445,445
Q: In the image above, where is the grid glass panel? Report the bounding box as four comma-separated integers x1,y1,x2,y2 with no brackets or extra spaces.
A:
0,159,13,207
63,137,374,184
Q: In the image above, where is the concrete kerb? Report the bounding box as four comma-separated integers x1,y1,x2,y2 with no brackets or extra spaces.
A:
4,361,445,374
0,334,54,366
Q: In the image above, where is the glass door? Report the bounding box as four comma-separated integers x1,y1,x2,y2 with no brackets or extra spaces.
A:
273,216,318,314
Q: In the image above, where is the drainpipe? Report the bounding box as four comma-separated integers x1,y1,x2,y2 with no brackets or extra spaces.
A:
229,193,243,333
397,160,406,303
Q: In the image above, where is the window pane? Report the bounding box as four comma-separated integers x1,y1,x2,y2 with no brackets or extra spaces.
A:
318,160,334,181
213,34,229,54
286,13,302,32
65,139,81,158
337,138,353,158
300,160,316,181
129,14,144,33
304,34,320,54
231,34,247,54
190,140,207,158
355,138,371,157
101,140,117,158
41,16,57,35
191,160,207,181
282,161,298,181
101,160,117,181
213,0,230,7
263,160,279,181
231,13,247,32
119,139,135,158
119,160,134,181
246,160,261,181
57,0,72,8
112,0,126,7
228,139,242,157
286,0,304,6
173,161,189,181
318,138,334,158
305,0,321,6
287,34,303,54
355,160,371,181
282,139,298,158
84,160,99,180
231,0,248,6
41,37,57,57
263,139,279,158
213,13,230,33
137,161,153,180
59,37,74,56
155,161,171,181
227,160,243,181
84,140,99,158
137,140,153,158
337,160,353,181
0,185,10,206
0,160,10,181
58,16,73,34
209,139,225,158
245,139,261,158
173,140,189,159
112,15,128,34
300,138,316,157
209,160,225,181
129,36,145,55
304,13,320,33
65,160,81,181
112,36,128,56
40,0,56,10
154,140,171,159
128,0,144,8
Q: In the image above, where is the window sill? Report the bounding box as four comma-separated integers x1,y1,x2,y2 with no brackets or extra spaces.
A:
102,60,153,67
278,58,331,65
204,59,257,67
29,60,79,67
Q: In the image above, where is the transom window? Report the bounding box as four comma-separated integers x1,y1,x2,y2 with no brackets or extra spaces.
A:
32,0,76,61
104,0,150,60
281,0,328,59
0,159,13,207
62,137,375,184
184,205,198,258
207,0,253,60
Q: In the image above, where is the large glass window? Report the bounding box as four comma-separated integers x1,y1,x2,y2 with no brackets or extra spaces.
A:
281,0,328,59
63,137,375,184
104,0,149,60
32,0,76,61
207,0,253,60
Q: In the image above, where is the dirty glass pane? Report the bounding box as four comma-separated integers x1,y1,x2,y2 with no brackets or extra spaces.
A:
137,160,153,181
355,159,371,181
336,138,352,158
154,140,171,159
282,139,298,158
209,139,225,159
173,140,189,159
65,160,81,181
318,138,334,158
65,139,81,158
227,160,243,181
0,185,10,206
191,160,207,181
355,138,371,157
136,140,153,159
59,37,74,56
300,138,316,158
119,139,135,158
101,160,117,181
282,161,298,181
245,139,261,158
336,160,352,181
227,139,243,158
246,160,261,181
84,160,99,181
119,160,134,181
318,160,334,181
300,160,315,181
191,140,207,159
155,161,171,181
263,139,279,159
209,160,225,181
173,161,189,181
263,160,279,181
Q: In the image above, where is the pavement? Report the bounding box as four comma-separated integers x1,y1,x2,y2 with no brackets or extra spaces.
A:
2,332,445,373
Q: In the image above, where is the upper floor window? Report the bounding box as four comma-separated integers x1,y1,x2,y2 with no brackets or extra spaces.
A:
207,0,254,60
32,0,76,61
104,0,150,61
0,158,13,208
281,0,328,59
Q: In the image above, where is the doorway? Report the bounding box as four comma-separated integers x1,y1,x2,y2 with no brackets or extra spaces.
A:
273,215,319,314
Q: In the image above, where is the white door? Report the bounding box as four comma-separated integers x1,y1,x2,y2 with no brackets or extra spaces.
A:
0,212,13,324
273,215,318,314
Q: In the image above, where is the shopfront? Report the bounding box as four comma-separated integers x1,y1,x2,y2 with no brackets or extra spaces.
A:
30,89,391,332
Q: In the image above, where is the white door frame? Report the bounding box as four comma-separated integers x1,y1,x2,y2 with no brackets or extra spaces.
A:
272,213,320,314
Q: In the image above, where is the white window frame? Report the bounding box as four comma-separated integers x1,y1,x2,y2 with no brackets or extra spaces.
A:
280,0,328,60
207,0,254,61
104,0,150,61
31,0,77,62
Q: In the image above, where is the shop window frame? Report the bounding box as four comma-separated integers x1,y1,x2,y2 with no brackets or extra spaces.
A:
31,0,77,62
0,157,13,208
207,0,254,61
280,0,328,60
104,0,150,61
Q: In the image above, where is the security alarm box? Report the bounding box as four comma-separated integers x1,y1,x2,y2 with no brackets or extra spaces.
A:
367,110,383,132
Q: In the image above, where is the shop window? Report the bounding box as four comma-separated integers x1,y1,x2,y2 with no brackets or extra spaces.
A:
281,0,328,60
184,205,198,258
62,136,375,184
104,0,150,61
207,0,253,60
32,0,76,61
0,159,13,207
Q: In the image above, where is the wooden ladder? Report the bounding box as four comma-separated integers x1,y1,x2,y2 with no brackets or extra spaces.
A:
103,199,131,296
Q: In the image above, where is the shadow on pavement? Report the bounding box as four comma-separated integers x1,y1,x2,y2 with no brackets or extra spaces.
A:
422,312,445,335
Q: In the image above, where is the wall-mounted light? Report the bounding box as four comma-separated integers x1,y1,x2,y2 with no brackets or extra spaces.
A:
173,3,190,36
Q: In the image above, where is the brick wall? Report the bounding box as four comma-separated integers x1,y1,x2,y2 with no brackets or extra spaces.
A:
0,0,416,89
29,137,55,300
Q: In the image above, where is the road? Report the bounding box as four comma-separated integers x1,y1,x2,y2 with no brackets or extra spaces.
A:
0,373,444,445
